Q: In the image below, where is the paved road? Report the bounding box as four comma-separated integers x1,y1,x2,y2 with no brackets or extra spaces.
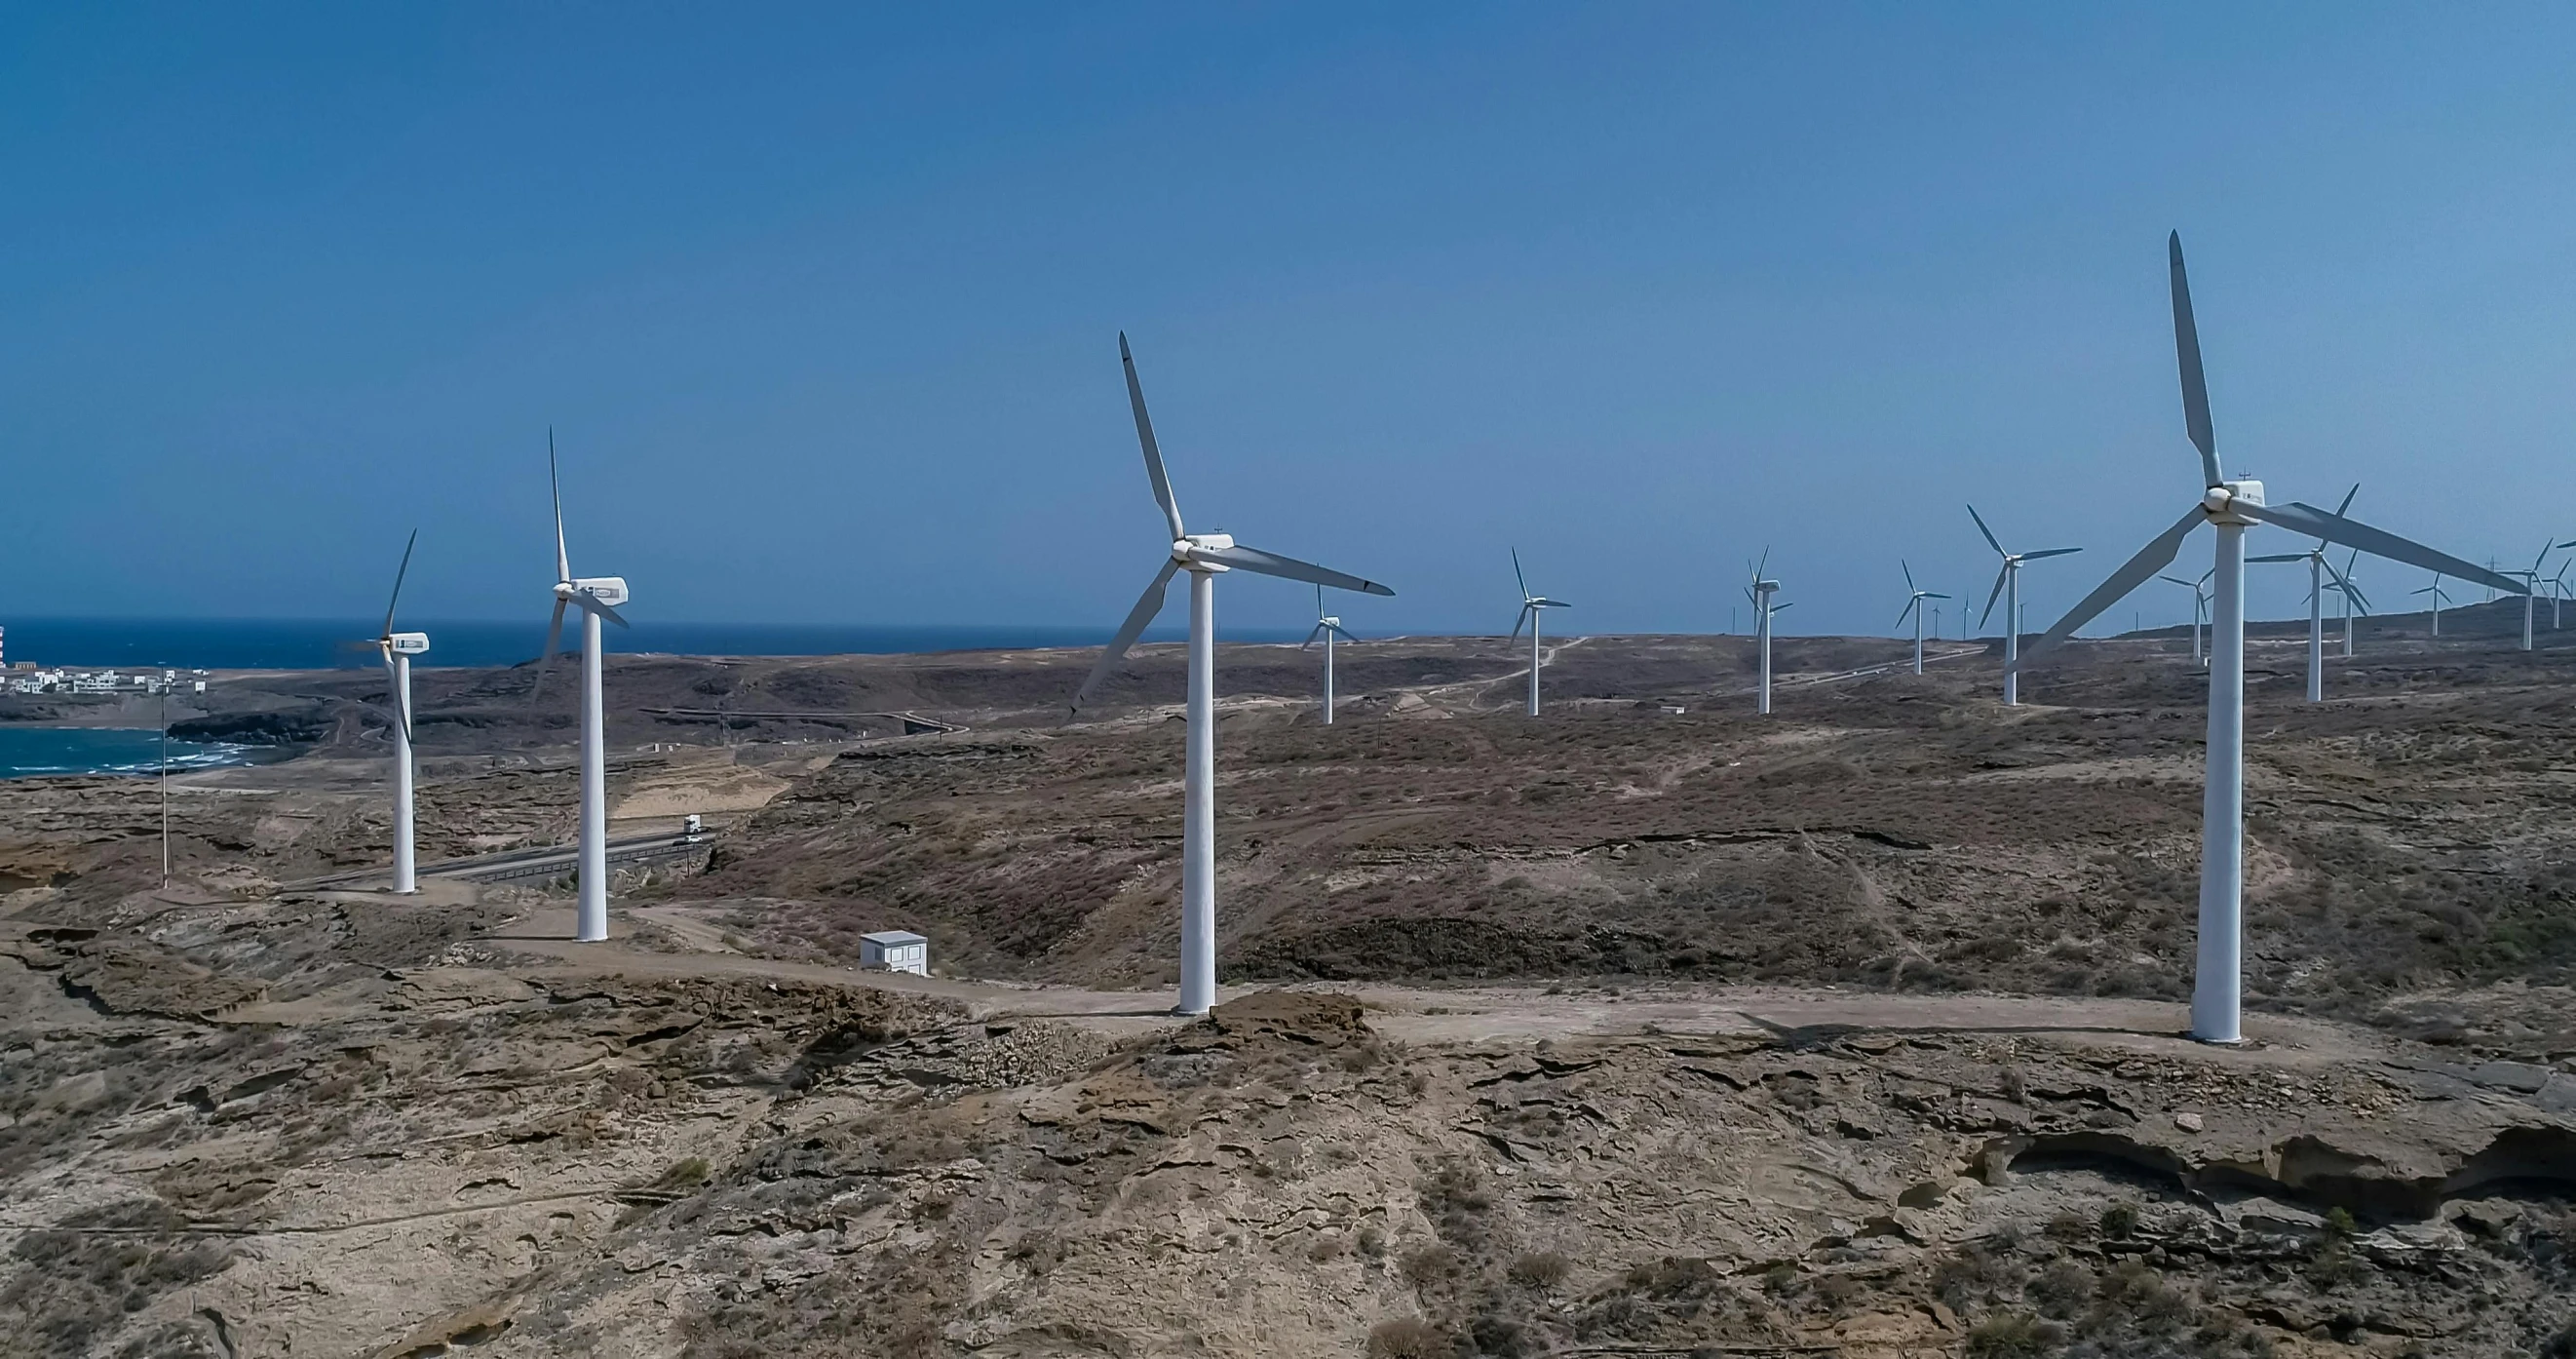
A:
285,833,714,892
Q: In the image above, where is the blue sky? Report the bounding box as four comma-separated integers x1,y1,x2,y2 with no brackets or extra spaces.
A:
7,4,2576,640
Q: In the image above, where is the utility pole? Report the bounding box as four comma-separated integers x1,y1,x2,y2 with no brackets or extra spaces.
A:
159,674,170,885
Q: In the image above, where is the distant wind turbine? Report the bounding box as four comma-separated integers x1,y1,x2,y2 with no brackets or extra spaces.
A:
1072,334,1394,1016
360,530,428,894
2247,483,2362,701
1969,505,2080,706
2412,574,2453,636
2504,539,2558,651
1894,561,1949,675
2160,569,2211,664
1301,586,1361,724
530,433,632,944
1747,552,1788,715
2324,549,2370,657
1508,550,1571,718
2020,231,2519,1045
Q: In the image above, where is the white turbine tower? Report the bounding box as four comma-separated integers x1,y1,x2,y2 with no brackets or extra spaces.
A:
530,433,632,944
2160,569,2211,664
2020,231,2519,1045
1301,585,1361,724
2247,485,2362,702
2549,554,2573,631
1746,552,1789,715
2411,574,2453,637
1968,505,2080,706
1073,334,1394,1016
1509,550,1571,718
1894,561,1948,675
361,530,429,894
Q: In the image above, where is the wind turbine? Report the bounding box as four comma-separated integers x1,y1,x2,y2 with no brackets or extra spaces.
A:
1746,553,1788,715
2412,574,2453,636
1072,333,1394,1016
361,531,429,894
2247,484,2362,701
1507,550,1572,718
1968,505,2080,706
2506,540,2557,651
2550,554,2573,631
1301,585,1360,723
2160,569,2211,664
530,432,632,944
2323,549,2370,657
1894,561,1949,675
2020,232,2519,1045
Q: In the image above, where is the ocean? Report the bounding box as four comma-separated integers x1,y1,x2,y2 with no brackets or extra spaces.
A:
0,727,263,779
0,617,1308,672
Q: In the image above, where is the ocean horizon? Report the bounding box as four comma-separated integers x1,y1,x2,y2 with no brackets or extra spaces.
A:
0,617,1335,673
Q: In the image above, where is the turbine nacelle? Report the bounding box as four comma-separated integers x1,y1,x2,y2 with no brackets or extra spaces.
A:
387,633,430,656
557,576,632,608
1173,534,1237,569
2204,480,2265,521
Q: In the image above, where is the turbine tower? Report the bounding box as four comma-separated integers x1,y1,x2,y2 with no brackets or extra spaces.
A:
2021,232,2519,1045
1073,334,1394,1016
1894,561,1948,675
2506,539,2557,651
1969,505,2080,706
530,433,632,944
1508,550,1571,718
2412,574,2453,636
1746,552,1788,715
362,530,429,893
2247,485,2362,702
1301,585,1360,724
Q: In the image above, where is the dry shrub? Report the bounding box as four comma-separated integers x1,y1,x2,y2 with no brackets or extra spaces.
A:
1367,1316,1454,1359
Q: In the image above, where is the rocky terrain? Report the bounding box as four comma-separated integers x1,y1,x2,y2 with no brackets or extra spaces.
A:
3,612,2575,1355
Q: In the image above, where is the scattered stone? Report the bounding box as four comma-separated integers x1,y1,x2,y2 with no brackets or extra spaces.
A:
2173,1110,2203,1133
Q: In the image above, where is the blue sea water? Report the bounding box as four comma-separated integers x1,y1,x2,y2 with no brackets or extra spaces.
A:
0,617,1309,672
0,727,258,779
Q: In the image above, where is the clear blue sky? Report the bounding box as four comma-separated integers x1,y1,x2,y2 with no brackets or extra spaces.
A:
8,4,2576,639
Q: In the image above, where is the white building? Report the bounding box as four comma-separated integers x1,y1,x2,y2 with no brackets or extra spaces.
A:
859,930,929,976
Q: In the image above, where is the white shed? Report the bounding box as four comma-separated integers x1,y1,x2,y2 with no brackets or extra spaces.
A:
860,930,929,976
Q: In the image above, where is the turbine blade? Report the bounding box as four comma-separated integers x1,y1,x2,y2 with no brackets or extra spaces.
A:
2249,502,2527,595
1895,597,1919,629
1513,547,1529,601
1979,564,2009,629
384,655,413,744
1192,542,1394,595
1902,559,1916,593
529,598,567,704
1300,623,1327,650
2334,482,2359,518
1925,592,1951,600
1967,504,2004,556
1073,557,1182,709
383,527,417,639
2019,504,2208,668
2246,553,2309,563
2170,231,2222,488
573,594,632,629
1328,622,1360,642
1510,602,1531,641
2021,547,2083,561
549,428,571,583
1119,333,1186,542
2158,574,2197,588
1752,547,1769,582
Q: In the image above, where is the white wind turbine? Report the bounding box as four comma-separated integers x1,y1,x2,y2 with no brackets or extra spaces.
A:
1746,552,1789,715
1509,549,1571,718
1072,333,1394,1016
2549,554,2574,631
2247,484,2362,702
2506,539,2557,651
360,530,429,894
2160,569,2211,664
1301,585,1361,724
2323,549,2370,657
1968,505,2080,706
1894,561,1948,675
2020,231,2520,1045
2411,574,2453,637
529,433,632,944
